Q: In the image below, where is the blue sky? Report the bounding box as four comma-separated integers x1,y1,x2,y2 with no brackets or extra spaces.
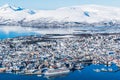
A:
0,0,120,10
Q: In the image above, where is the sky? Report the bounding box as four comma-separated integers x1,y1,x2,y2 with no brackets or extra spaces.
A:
0,0,120,10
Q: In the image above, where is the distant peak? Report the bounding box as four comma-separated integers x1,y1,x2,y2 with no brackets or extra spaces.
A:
0,4,24,11
12,6,24,11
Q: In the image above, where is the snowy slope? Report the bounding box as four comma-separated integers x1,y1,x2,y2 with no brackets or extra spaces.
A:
0,4,120,27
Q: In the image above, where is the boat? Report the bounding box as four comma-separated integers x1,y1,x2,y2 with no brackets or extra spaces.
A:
101,68,107,72
37,74,42,77
108,68,113,72
42,68,70,77
24,69,41,75
93,69,100,72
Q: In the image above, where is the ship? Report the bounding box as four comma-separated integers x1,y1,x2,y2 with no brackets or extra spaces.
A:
42,68,70,77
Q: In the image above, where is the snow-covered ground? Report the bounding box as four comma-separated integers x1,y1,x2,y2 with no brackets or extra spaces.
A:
0,4,120,27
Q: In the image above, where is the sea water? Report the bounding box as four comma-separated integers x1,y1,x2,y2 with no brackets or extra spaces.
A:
0,64,120,80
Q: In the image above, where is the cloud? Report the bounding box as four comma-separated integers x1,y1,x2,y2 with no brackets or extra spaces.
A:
0,26,32,34
0,26,74,35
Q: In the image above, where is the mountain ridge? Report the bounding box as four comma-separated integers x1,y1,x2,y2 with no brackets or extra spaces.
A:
0,4,120,27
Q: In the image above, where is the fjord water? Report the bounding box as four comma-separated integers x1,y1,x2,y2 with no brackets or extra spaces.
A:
0,64,120,80
0,26,39,39
0,26,120,80
0,30,37,39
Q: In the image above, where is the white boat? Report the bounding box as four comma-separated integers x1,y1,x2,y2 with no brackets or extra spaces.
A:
42,68,70,77
101,68,107,72
93,69,100,72
37,75,42,77
108,68,113,72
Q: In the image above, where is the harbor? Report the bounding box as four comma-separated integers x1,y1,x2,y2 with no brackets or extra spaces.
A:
0,64,120,80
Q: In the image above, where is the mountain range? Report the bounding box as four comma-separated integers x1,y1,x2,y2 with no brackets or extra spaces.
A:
0,4,120,27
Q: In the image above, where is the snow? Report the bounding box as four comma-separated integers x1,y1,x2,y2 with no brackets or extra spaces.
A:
0,4,120,27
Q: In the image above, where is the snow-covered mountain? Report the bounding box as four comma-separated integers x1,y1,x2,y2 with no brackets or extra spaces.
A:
0,4,120,27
